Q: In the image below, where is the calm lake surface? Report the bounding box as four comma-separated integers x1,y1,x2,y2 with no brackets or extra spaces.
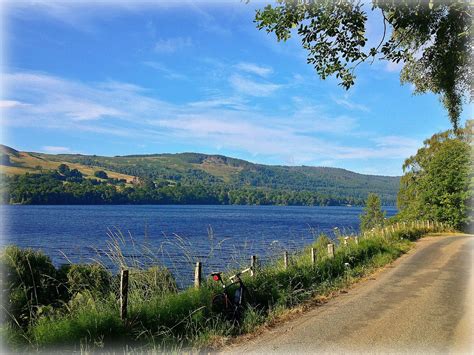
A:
1,205,396,287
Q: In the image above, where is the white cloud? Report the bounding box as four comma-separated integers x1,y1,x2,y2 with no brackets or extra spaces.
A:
153,37,192,53
187,2,231,36
332,96,370,112
2,70,419,172
42,146,71,153
143,61,187,80
292,73,305,83
6,1,187,33
229,74,281,97
187,97,247,111
3,72,123,122
0,100,29,108
235,62,273,77
372,135,420,157
290,97,359,134
385,61,404,73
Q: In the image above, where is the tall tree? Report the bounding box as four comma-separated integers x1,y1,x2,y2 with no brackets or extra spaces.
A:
255,0,472,129
397,121,472,229
360,193,385,231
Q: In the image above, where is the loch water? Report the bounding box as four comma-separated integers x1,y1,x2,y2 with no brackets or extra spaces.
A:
1,205,397,287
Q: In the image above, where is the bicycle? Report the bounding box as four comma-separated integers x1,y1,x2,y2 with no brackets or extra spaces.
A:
210,267,252,322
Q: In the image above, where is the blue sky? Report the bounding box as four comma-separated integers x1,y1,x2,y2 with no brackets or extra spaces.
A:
1,1,469,176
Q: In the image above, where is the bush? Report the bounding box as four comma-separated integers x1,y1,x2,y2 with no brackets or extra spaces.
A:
94,170,108,179
66,264,112,297
0,246,60,326
390,228,427,241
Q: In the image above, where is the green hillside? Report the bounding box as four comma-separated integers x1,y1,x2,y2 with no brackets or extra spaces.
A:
0,145,399,205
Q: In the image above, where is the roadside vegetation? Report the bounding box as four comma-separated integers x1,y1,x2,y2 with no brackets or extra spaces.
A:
0,220,452,352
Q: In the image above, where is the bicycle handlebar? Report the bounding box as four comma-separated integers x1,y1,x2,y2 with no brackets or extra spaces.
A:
229,267,252,282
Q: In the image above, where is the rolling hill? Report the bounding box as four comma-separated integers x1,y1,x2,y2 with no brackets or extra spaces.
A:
0,145,135,183
0,145,400,205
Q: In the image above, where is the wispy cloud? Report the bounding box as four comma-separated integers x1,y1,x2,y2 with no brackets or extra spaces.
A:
3,72,124,122
153,37,192,53
372,135,420,157
2,70,419,172
187,96,248,111
235,62,273,77
42,146,71,154
187,2,231,36
385,60,404,73
0,100,29,108
332,96,370,112
6,1,187,33
229,74,282,97
143,61,187,80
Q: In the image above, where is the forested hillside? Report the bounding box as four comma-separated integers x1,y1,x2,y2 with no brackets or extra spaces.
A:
0,145,399,205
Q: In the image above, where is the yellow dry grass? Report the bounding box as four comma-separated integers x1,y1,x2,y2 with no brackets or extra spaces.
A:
2,152,135,183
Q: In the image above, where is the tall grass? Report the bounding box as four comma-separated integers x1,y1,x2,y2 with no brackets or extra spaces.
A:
1,220,448,352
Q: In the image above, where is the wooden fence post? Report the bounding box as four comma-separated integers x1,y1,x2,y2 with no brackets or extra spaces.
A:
250,255,257,277
327,244,334,258
311,248,316,265
283,251,288,269
194,261,202,288
355,236,359,245
120,269,129,321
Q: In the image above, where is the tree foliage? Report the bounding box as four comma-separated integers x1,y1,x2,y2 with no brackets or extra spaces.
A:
255,0,472,129
397,121,472,230
0,166,393,207
360,192,385,231
94,170,108,179
34,151,399,204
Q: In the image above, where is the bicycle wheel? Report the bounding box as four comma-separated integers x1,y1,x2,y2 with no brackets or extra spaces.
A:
241,285,254,307
211,293,233,320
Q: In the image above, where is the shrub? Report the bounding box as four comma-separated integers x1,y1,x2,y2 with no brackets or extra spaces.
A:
391,228,427,241
0,246,59,326
66,264,112,297
93,170,108,179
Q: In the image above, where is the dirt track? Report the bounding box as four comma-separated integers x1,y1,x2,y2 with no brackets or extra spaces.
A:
223,234,473,354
